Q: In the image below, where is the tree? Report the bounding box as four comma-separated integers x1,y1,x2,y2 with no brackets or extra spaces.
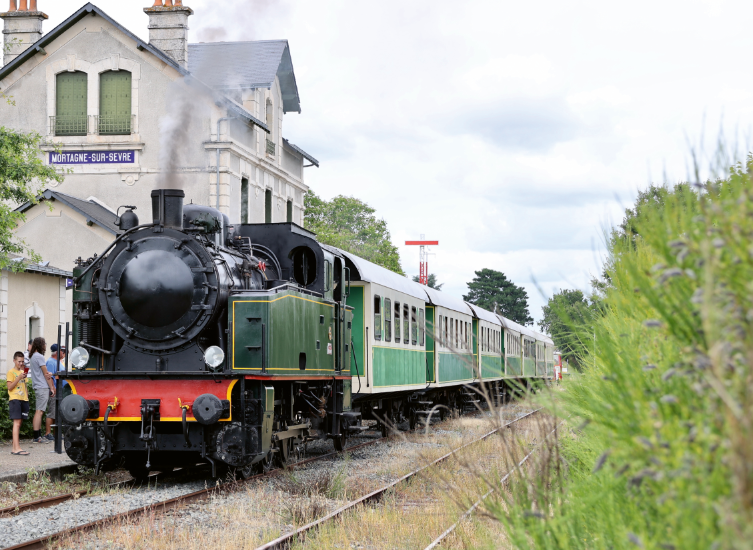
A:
463,269,533,325
412,273,443,290
0,127,63,270
538,288,600,371
304,191,403,274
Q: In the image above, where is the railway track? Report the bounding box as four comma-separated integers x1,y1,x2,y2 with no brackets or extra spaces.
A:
2,405,529,550
0,467,200,519
2,434,386,550
423,418,565,549
253,407,542,550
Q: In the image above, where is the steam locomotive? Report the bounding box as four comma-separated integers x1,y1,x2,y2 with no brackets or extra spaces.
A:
59,189,359,479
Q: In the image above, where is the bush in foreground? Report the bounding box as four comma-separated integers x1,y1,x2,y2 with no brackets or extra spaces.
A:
495,163,753,550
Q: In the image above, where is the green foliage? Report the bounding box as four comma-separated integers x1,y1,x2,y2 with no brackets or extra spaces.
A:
0,127,63,270
496,163,753,550
0,382,42,441
411,273,443,290
538,289,601,370
303,191,404,275
463,268,533,325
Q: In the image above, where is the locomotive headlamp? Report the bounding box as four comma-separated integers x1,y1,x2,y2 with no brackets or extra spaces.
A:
70,347,90,370
204,346,225,369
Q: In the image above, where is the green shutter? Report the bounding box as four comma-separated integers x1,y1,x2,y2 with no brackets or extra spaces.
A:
99,71,132,135
56,72,87,136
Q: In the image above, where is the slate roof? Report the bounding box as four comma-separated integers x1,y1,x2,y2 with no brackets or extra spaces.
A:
5,255,72,277
188,41,301,114
16,189,120,235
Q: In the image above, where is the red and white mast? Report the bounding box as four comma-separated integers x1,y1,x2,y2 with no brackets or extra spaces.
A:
405,235,438,285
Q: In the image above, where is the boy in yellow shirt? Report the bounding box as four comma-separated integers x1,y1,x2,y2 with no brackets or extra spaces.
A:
6,351,30,455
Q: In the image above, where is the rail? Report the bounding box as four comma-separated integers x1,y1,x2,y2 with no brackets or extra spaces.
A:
254,407,543,550
423,418,566,549
2,436,385,550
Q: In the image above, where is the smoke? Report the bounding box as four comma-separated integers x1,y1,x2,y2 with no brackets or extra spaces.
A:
194,0,285,42
157,79,210,190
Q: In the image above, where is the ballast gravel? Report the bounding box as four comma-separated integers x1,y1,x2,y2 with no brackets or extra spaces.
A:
0,478,212,549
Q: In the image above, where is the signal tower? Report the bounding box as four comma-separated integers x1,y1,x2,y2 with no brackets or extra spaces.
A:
405,234,438,285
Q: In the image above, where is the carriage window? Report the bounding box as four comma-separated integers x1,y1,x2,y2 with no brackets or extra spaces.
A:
455,319,459,348
394,302,401,345
467,322,470,349
411,306,418,345
459,321,463,349
444,316,448,346
438,315,442,345
403,303,410,344
374,296,382,341
419,308,425,346
384,298,392,342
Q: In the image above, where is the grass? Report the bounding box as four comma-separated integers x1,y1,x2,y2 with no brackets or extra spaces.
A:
492,164,753,550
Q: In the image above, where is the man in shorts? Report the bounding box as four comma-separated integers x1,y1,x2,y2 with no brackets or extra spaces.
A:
6,351,30,455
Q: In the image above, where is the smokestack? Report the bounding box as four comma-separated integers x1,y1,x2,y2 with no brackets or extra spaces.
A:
151,189,185,230
144,1,193,69
1,0,47,67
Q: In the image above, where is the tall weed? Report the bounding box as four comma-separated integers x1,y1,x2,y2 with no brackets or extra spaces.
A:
494,162,753,550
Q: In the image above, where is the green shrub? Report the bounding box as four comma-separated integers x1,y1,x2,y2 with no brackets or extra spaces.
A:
0,381,45,441
494,163,753,550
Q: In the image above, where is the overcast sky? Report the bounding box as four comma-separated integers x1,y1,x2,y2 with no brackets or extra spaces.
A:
47,0,753,325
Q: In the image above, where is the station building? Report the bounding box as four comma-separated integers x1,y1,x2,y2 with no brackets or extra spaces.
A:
0,0,319,373
0,0,317,225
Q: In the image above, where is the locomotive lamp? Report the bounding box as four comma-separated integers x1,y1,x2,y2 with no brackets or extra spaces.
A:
204,345,224,369
70,346,89,369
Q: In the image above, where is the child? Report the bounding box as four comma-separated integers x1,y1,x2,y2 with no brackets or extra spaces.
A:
6,351,30,456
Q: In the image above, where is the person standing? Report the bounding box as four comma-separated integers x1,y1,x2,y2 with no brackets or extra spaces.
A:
44,344,67,440
6,351,30,455
28,337,55,444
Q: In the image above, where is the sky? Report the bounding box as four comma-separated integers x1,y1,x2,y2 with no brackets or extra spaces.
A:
46,0,753,326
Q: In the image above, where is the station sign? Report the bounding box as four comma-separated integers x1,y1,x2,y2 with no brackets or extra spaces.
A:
49,150,136,164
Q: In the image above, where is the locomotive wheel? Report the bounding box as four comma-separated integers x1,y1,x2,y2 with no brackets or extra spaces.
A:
257,451,274,474
276,438,294,467
333,430,346,452
227,464,255,480
379,407,393,438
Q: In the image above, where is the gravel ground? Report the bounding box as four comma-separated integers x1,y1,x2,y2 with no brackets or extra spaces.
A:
0,407,530,550
0,429,379,550
51,406,533,550
0,477,216,549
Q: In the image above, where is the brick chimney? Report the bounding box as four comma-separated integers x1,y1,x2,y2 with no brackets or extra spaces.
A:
144,1,193,69
0,1,48,67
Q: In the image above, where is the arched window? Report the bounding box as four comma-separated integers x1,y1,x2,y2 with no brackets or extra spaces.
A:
99,71,132,135
55,71,88,136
